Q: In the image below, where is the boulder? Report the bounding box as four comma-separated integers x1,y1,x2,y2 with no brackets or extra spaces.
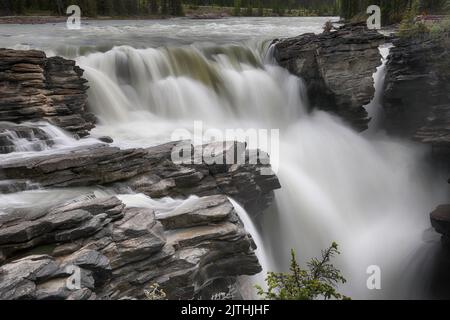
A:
431,205,450,239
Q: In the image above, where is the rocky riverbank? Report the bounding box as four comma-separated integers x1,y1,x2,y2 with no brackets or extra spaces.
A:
0,49,281,300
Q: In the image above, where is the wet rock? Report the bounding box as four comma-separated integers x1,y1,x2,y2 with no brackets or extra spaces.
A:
157,195,233,230
0,194,262,300
383,34,450,153
431,205,450,239
0,123,54,154
0,144,153,188
0,49,94,137
274,23,385,131
127,141,281,215
98,136,114,144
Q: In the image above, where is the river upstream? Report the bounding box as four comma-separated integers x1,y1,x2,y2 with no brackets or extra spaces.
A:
1,17,449,299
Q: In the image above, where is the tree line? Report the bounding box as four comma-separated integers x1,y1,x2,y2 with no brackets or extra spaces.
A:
0,0,183,16
0,0,339,17
1,0,448,20
338,0,450,24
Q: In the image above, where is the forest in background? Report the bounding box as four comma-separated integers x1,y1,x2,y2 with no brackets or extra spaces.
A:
0,0,449,23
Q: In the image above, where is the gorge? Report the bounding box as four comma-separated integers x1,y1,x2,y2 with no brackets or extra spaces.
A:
1,17,450,300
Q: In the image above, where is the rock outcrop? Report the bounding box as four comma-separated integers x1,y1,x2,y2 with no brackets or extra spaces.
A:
383,34,450,252
383,34,450,155
274,23,385,131
0,49,95,137
0,194,260,300
0,140,280,215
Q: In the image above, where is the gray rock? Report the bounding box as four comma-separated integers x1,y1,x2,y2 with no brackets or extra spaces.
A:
0,49,94,137
0,193,262,300
0,144,153,189
431,205,450,238
274,23,385,131
383,34,450,153
157,195,233,229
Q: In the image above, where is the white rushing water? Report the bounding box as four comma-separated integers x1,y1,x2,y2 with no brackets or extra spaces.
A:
0,121,101,163
1,18,448,299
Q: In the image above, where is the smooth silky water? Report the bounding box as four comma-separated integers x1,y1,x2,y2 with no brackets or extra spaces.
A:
1,17,449,299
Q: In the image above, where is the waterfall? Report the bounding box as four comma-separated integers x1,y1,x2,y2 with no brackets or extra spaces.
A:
364,44,393,134
229,198,269,299
0,121,100,162
54,41,448,299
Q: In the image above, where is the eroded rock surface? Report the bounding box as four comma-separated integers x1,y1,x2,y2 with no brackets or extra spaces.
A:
383,34,450,155
0,140,281,214
0,49,95,137
0,194,261,300
274,23,385,131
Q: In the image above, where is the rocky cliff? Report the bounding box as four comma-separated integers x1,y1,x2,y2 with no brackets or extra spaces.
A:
273,23,385,131
0,49,95,137
381,33,450,247
0,49,281,300
383,34,450,155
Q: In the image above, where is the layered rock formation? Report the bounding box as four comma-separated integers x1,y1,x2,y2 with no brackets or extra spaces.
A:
0,49,95,137
0,140,280,214
0,49,282,300
0,194,260,300
382,34,450,248
383,34,450,155
274,23,385,131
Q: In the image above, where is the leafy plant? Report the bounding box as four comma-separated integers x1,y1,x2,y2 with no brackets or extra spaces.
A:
399,0,430,37
256,242,350,300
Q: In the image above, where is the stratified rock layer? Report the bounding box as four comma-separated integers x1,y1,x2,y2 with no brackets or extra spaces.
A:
0,140,281,214
274,23,385,131
383,34,450,154
0,194,260,300
0,49,95,137
0,48,280,300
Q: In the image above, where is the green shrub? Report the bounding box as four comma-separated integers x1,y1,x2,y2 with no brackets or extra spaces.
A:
256,242,350,300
